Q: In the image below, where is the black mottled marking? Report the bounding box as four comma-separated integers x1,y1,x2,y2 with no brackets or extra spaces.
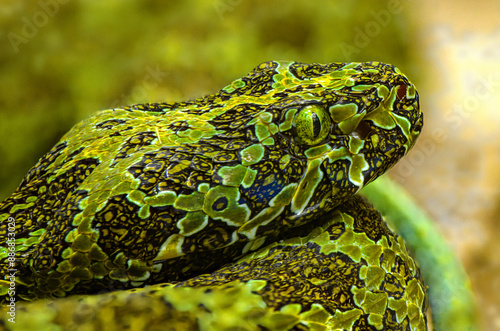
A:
96,119,126,130
168,120,190,132
212,196,228,211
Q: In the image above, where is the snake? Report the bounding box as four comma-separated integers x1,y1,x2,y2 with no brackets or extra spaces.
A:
0,61,426,330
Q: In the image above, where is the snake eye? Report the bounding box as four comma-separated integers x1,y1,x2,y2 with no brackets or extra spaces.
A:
293,104,331,145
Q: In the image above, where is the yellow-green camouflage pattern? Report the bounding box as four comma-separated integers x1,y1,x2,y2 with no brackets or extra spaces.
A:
0,61,424,330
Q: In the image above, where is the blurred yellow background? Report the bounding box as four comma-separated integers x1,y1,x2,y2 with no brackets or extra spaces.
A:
0,1,498,330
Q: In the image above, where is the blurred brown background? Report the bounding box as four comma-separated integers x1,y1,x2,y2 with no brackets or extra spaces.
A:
393,2,500,330
0,1,498,329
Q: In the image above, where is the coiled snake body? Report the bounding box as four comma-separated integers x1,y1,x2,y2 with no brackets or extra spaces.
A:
0,61,426,330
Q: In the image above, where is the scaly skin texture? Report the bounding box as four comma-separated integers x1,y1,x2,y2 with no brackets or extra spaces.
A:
4,196,427,330
0,61,424,330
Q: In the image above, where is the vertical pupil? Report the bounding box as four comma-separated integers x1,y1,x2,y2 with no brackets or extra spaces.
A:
311,112,321,138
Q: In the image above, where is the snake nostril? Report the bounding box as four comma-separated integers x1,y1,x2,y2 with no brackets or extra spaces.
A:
396,85,407,100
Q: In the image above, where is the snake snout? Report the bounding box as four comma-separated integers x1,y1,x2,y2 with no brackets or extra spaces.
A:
394,81,423,149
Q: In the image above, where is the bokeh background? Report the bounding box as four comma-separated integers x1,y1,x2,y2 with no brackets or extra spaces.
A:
0,0,498,329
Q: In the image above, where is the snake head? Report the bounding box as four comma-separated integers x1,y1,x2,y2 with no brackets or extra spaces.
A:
273,61,423,186
314,61,424,188
219,61,423,226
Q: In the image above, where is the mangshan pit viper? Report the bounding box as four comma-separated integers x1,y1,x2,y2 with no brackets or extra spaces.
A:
0,61,426,330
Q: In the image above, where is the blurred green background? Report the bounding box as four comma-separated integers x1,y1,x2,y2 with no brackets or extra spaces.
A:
2,1,499,330
0,0,416,201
